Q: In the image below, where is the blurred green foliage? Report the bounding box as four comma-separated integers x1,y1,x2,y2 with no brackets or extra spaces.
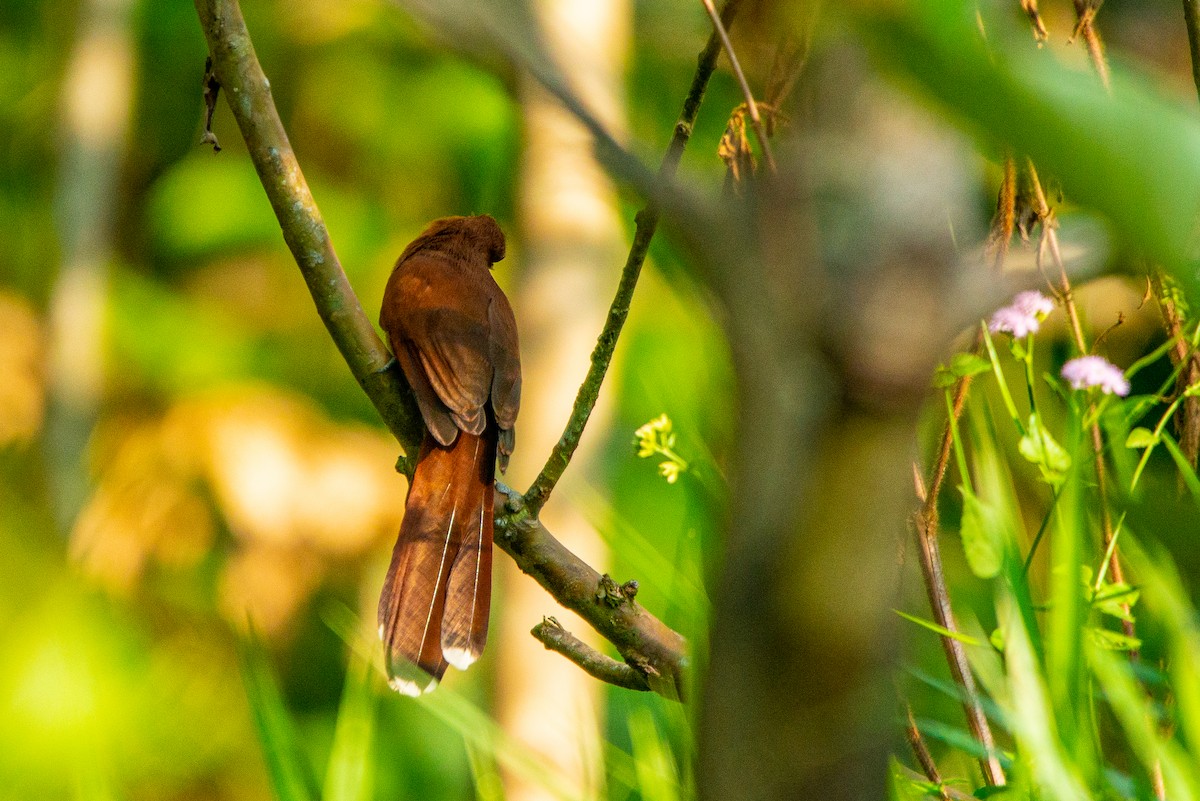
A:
0,0,740,799
7,0,1200,799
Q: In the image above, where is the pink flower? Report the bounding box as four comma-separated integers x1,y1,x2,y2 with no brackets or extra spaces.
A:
1061,356,1130,396
1012,290,1055,318
989,291,1054,337
989,307,1040,337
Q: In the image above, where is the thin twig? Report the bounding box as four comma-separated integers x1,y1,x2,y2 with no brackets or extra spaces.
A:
1021,0,1049,43
1154,229,1200,474
193,0,690,699
496,487,687,698
1071,0,1111,92
201,56,221,152
912,331,1007,787
522,0,743,514
1185,0,1200,105
700,0,777,173
905,705,951,800
532,617,651,692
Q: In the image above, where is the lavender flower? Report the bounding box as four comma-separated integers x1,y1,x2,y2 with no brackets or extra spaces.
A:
1061,355,1130,396
988,290,1055,337
1012,290,1055,318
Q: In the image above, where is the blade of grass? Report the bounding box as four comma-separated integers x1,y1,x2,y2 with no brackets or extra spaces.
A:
1088,642,1199,801
238,630,317,801
1161,432,1200,502
627,707,682,801
1045,408,1090,762
323,649,377,801
1121,537,1200,770
894,610,986,647
997,591,1090,801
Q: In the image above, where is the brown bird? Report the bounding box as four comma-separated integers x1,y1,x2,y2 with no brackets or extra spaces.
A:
377,214,520,696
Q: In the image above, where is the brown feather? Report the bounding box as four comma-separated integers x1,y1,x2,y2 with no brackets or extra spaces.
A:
377,214,519,693
378,431,492,693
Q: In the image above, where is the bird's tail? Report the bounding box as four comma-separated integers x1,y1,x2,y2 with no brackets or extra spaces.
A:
378,429,495,695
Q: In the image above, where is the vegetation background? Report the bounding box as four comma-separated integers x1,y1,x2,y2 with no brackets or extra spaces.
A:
4,1,1200,800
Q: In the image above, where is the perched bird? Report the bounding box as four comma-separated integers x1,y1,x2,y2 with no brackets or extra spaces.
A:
377,214,521,695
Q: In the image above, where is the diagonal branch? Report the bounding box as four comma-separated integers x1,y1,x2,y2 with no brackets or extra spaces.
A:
532,616,651,692
191,0,424,452
522,0,742,514
193,0,696,699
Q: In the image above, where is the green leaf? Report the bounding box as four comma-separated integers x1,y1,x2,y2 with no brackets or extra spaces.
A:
933,366,959,388
1017,414,1071,486
893,609,985,646
1161,433,1200,502
1087,627,1143,652
1092,583,1140,623
1125,427,1158,449
950,352,991,378
959,485,1003,579
852,3,1200,285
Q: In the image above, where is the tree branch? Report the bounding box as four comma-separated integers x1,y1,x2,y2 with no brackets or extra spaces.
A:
192,0,423,452
522,0,742,514
193,0,691,699
531,617,651,693
497,485,688,699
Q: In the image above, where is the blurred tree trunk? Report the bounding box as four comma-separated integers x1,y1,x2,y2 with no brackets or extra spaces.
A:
696,46,983,800
495,0,630,797
48,0,136,532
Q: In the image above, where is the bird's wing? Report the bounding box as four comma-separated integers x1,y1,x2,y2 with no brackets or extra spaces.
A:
384,255,494,441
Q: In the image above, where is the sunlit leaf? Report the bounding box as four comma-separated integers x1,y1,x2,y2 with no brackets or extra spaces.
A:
959,485,1003,579
1017,413,1071,486
950,352,991,378
1124,427,1157,449
1086,627,1142,653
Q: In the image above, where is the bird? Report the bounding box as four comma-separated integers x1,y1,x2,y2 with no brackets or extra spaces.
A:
377,214,521,696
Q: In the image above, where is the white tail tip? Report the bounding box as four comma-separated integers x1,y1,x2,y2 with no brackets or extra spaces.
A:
443,646,478,672
388,674,438,697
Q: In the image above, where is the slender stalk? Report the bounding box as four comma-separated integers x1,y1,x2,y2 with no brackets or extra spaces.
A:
905,705,951,801
1021,0,1049,43
700,0,777,173
1071,1,1111,92
1154,271,1200,471
1186,0,1200,105
1024,161,1126,590
913,332,1007,787
522,0,742,514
